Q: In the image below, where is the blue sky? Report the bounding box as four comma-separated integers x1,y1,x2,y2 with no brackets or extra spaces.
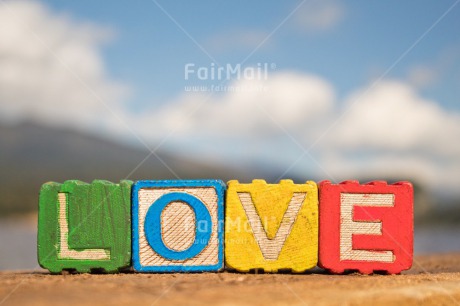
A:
40,0,460,110
0,0,459,195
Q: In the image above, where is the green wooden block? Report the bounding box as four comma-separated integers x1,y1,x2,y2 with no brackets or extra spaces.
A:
38,180,132,273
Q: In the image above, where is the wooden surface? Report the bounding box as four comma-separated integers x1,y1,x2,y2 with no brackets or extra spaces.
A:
132,180,225,272
37,180,132,273
225,179,318,272
1,253,459,306
318,180,413,274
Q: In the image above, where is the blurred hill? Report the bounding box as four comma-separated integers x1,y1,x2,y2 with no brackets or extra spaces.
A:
0,122,458,225
0,122,251,214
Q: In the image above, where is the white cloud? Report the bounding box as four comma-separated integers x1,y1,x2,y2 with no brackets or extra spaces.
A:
140,76,460,195
292,0,345,33
0,0,129,133
139,71,335,141
317,152,460,196
407,46,460,89
316,80,460,195
1,1,459,196
407,65,439,89
330,81,460,157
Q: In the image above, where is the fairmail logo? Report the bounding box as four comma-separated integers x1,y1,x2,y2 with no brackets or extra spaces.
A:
184,62,275,81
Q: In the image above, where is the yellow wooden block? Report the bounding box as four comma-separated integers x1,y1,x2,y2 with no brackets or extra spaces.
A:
225,179,318,273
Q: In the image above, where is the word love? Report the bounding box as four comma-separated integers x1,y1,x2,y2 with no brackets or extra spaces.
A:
37,179,413,275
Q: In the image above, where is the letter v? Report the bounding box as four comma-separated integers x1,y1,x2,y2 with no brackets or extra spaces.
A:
237,192,306,261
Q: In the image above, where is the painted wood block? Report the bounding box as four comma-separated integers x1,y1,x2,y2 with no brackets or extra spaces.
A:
318,180,413,274
225,179,318,273
132,180,225,272
37,180,132,273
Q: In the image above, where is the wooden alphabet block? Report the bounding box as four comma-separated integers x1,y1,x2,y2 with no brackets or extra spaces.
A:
318,180,413,274
225,179,318,273
37,180,132,273
132,180,225,272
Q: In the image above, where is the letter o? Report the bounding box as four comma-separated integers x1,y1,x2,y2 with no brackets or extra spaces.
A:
144,192,212,260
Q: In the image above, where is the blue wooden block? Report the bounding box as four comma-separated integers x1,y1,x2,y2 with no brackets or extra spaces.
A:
132,180,225,272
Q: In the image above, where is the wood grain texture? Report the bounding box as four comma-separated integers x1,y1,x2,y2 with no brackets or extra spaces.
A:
57,193,110,260
37,180,132,273
3,253,460,306
161,202,196,252
225,179,318,273
132,180,225,272
318,180,413,275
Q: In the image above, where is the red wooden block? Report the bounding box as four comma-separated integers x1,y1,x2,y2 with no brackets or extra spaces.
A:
318,180,413,274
